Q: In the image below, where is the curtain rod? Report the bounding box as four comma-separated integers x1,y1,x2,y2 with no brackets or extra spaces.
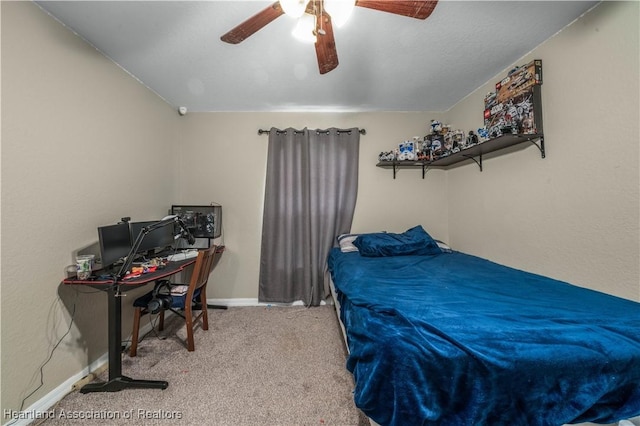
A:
258,128,366,136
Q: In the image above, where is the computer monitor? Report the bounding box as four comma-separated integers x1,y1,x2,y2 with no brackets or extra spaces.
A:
130,220,175,255
98,222,132,269
171,204,222,239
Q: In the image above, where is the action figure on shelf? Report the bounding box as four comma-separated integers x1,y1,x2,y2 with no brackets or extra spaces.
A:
397,140,416,161
477,127,490,142
417,151,430,161
378,151,395,162
467,130,479,147
420,138,432,161
430,120,443,135
444,133,454,152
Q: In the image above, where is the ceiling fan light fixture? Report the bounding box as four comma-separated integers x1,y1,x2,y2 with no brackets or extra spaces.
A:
292,13,317,43
221,0,439,75
323,0,355,27
280,0,309,19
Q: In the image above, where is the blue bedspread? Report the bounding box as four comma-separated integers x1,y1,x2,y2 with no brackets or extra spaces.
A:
328,248,640,426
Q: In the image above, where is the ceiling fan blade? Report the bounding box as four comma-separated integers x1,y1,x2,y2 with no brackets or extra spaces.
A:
355,0,438,20
315,12,339,74
220,2,285,44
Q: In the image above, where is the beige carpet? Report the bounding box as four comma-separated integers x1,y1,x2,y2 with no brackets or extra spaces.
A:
40,306,369,426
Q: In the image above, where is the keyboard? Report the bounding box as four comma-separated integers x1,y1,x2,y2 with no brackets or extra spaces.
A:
167,250,199,262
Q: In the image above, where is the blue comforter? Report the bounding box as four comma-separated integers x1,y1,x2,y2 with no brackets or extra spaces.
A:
328,248,640,426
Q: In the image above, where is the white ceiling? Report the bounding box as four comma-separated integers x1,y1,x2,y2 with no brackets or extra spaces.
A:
35,0,599,112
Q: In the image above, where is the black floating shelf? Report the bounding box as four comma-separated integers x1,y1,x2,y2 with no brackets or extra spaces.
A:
377,133,544,179
376,160,429,179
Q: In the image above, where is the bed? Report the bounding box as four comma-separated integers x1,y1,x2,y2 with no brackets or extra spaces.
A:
327,226,640,426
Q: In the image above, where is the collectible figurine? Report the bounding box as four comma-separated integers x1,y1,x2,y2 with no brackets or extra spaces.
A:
421,137,432,159
444,133,454,152
521,113,534,134
378,151,395,162
417,151,430,161
397,140,417,161
430,138,443,158
430,120,443,135
477,127,489,142
453,130,465,150
467,130,478,147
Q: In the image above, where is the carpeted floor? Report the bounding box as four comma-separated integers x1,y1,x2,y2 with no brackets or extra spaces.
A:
40,306,369,426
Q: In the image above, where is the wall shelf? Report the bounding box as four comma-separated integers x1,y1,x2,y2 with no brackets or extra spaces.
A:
376,160,430,179
377,133,544,179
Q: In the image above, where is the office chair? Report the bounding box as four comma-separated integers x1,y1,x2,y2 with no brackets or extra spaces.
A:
129,245,219,356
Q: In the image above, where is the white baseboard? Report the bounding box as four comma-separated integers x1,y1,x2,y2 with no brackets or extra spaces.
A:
2,317,162,426
207,298,260,306
207,298,327,307
6,300,328,426
3,353,109,426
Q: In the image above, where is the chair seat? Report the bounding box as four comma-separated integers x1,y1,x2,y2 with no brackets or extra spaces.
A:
132,287,202,310
129,245,220,356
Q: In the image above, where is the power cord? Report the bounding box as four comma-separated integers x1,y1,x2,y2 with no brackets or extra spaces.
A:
8,288,84,426
121,311,166,353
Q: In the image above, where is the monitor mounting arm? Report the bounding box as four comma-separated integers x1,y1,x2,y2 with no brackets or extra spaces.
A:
116,215,195,281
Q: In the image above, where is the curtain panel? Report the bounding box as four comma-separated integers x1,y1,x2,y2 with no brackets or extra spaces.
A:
259,127,360,306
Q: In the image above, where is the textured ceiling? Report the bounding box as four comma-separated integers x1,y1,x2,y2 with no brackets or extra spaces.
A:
36,1,599,112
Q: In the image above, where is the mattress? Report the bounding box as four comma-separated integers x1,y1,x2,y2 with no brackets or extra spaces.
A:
328,248,640,426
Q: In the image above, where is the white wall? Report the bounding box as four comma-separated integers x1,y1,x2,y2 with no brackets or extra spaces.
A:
444,1,639,301
1,1,181,414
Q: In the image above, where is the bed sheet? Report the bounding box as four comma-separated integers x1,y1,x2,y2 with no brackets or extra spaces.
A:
328,248,640,426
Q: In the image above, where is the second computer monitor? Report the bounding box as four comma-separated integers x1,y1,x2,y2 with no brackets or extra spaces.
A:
98,222,132,269
130,220,175,254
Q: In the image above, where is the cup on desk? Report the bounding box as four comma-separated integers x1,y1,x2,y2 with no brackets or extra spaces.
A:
76,254,95,280
64,264,77,278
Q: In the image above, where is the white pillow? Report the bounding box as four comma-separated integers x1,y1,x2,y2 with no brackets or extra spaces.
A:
337,234,359,253
436,240,452,252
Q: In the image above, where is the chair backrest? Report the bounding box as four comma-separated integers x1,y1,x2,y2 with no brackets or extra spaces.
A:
186,245,218,298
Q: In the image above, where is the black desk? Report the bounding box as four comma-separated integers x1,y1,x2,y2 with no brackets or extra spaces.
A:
62,258,196,393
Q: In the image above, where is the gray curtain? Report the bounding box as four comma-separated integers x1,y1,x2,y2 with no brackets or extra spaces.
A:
259,127,360,306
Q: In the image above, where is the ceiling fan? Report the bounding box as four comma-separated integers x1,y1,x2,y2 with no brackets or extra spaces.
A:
220,0,439,75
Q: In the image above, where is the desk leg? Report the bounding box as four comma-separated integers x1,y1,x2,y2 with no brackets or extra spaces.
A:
80,286,168,393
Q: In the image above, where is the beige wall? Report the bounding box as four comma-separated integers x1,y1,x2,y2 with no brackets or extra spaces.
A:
444,1,639,301
1,1,180,415
177,112,448,299
1,0,638,419
1,2,446,413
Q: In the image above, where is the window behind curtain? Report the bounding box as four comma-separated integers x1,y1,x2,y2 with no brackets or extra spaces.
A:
259,127,360,306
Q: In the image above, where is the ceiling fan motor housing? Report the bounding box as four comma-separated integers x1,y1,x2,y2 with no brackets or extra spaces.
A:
220,1,439,74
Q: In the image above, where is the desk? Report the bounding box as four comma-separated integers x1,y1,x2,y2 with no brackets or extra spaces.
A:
63,258,196,393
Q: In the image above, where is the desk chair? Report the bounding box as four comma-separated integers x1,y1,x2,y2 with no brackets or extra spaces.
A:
129,245,219,356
